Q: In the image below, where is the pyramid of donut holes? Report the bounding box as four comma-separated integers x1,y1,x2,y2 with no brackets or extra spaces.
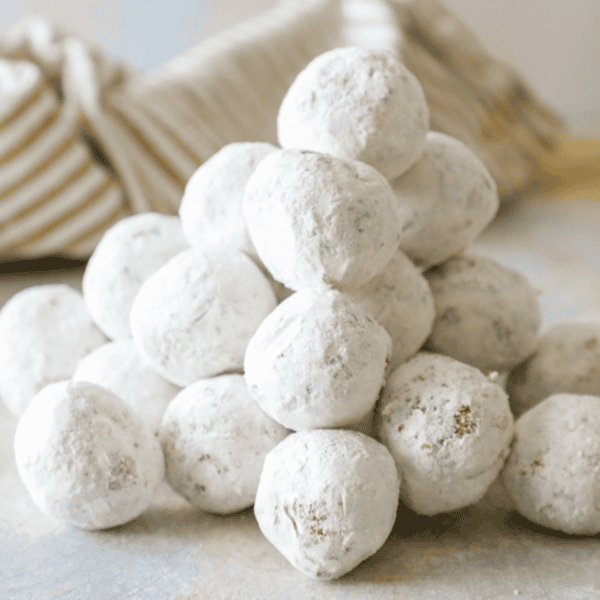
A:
8,45,597,582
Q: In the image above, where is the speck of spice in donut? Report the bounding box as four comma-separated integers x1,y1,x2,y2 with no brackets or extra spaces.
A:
453,405,476,437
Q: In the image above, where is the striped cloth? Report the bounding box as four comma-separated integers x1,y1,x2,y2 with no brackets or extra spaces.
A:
0,56,129,257
96,0,344,215
0,0,565,258
0,0,344,258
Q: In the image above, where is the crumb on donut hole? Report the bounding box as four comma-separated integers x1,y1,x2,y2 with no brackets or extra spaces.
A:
254,429,400,580
502,393,600,534
73,339,180,436
179,142,278,264
424,253,541,373
243,148,403,292
507,322,600,418
130,248,277,387
13,380,164,530
244,287,392,431
277,46,429,180
346,247,435,372
392,132,499,270
159,374,289,514
82,212,189,340
0,284,107,417
376,353,514,515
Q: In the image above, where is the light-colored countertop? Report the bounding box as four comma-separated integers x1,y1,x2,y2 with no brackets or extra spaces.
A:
2,137,600,599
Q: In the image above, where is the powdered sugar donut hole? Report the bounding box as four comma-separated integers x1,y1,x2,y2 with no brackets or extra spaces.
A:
73,339,180,435
377,353,514,515
179,142,278,263
502,393,600,534
425,253,541,373
392,132,499,270
82,212,189,340
254,429,400,580
347,248,435,372
0,284,107,417
244,287,392,430
14,380,164,530
507,322,600,417
277,46,429,180
159,374,289,514
244,148,402,292
130,248,277,387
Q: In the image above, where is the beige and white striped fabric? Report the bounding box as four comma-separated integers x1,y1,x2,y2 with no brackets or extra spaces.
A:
0,57,129,257
388,0,566,198
0,0,344,258
97,0,344,215
0,0,565,258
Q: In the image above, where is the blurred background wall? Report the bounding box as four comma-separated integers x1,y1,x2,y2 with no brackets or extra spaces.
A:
2,0,599,131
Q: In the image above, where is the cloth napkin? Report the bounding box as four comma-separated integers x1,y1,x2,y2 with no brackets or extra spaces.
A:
0,0,342,258
0,0,565,259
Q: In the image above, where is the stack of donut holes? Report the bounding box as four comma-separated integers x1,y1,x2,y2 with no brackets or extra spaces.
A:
4,46,599,581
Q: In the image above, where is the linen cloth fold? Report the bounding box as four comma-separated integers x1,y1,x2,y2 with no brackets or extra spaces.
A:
0,23,131,257
0,0,343,258
0,0,564,259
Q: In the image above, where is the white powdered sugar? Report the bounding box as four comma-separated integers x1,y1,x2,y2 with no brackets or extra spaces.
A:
179,141,278,263
159,374,289,514
392,132,499,270
244,148,402,292
425,253,541,373
82,212,189,340
0,284,107,417
277,46,429,180
130,247,277,387
508,322,600,417
244,287,391,431
502,393,600,534
73,339,180,435
347,247,435,372
377,353,514,515
14,380,164,529
254,429,400,580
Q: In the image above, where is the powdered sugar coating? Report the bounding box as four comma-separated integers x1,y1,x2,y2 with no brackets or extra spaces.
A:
377,353,514,515
347,248,435,372
244,287,391,430
502,393,600,534
262,269,295,304
159,374,289,514
244,148,402,292
130,248,277,387
0,285,107,417
14,380,164,529
392,132,499,269
254,429,400,580
73,340,180,435
179,142,278,263
425,253,541,373
277,46,429,180
83,212,189,340
508,322,600,417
